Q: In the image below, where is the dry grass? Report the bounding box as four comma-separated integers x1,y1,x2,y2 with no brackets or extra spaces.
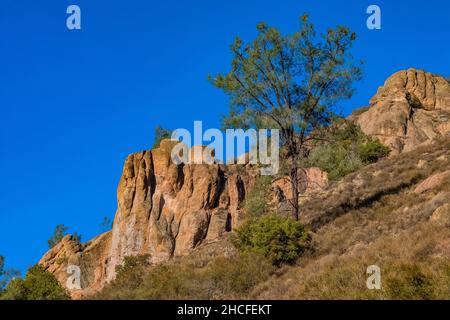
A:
252,223,450,299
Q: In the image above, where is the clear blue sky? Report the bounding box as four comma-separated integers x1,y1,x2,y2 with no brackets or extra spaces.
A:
0,0,449,274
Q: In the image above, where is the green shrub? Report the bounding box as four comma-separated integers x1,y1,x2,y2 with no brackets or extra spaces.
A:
243,175,272,216
1,265,69,300
48,224,68,249
152,125,171,149
0,278,27,300
236,214,310,265
306,121,390,180
307,143,362,180
358,139,391,164
48,224,82,249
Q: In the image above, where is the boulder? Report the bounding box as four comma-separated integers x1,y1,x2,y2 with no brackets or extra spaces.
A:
352,69,450,154
414,170,450,194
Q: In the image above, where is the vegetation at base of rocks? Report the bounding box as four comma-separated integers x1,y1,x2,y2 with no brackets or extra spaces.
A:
0,265,69,300
351,106,370,116
242,175,273,216
48,224,82,249
113,255,150,290
358,139,391,163
306,121,390,180
235,214,310,265
93,251,274,300
152,125,171,149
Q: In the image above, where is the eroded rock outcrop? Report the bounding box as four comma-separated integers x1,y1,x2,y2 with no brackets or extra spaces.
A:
39,139,328,297
351,69,450,154
104,140,261,283
39,232,112,298
40,140,261,296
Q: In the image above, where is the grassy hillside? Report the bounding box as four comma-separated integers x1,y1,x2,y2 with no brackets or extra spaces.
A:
255,138,450,299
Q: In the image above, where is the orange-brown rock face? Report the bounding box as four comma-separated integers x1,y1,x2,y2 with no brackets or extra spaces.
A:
39,140,260,296
39,232,112,298
352,69,450,154
104,142,258,283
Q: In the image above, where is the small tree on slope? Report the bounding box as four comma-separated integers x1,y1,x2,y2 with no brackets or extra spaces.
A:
210,15,361,219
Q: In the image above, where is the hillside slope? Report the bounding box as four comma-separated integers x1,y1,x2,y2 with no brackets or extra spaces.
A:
254,137,450,299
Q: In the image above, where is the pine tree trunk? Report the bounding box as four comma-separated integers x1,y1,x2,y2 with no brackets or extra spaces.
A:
289,165,299,220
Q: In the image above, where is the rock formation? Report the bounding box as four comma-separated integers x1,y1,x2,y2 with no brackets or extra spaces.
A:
39,137,328,297
350,68,450,154
40,139,257,296
39,232,111,298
